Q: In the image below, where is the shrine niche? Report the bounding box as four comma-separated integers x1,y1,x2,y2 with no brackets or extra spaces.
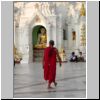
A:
32,25,47,49
63,29,67,40
32,25,47,62
72,31,76,40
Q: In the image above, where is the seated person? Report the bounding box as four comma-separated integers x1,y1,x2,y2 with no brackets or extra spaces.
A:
70,52,78,62
78,52,85,62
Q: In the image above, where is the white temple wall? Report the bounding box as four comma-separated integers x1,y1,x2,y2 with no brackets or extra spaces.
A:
14,2,86,63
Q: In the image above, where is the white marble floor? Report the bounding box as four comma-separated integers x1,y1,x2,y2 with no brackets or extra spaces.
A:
14,62,86,98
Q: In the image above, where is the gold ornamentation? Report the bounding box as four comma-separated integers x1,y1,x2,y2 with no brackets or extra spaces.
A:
80,3,86,16
34,28,47,49
14,45,22,61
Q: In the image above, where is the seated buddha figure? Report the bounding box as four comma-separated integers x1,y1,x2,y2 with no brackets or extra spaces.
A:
59,48,67,61
35,28,47,49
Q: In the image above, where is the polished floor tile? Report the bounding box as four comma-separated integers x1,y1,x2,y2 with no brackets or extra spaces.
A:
14,62,86,98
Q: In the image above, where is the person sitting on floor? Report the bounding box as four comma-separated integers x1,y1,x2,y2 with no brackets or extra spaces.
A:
78,52,85,62
70,52,78,62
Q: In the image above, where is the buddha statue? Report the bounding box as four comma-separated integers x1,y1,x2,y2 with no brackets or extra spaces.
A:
59,48,67,61
34,28,47,49
80,3,86,16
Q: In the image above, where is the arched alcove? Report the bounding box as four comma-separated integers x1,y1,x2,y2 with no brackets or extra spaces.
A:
32,25,47,62
32,25,47,47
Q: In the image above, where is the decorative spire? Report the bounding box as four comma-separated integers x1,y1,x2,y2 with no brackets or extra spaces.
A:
35,15,41,22
80,3,86,16
35,3,39,9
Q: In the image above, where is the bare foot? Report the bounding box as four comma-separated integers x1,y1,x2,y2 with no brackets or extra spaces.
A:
48,86,53,89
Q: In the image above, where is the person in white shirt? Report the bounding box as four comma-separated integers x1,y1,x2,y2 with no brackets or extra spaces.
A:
70,52,78,62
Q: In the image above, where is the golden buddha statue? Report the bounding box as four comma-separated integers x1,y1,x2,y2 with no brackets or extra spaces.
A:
80,3,86,16
59,48,67,61
34,28,47,49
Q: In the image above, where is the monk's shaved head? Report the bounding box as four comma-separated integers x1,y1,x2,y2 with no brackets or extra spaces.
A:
49,40,54,46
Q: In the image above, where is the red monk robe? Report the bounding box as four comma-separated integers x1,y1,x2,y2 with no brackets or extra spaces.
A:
43,41,62,89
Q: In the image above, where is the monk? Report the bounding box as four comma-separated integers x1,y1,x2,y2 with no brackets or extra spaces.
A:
43,40,62,89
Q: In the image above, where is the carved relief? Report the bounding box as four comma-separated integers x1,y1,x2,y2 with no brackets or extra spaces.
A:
34,15,41,23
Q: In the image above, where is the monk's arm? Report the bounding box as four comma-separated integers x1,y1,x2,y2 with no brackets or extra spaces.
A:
56,49,62,66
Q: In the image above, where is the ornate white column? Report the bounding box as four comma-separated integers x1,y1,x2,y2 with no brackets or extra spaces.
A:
14,20,16,45
67,22,72,50
51,15,57,47
14,19,20,48
46,20,51,46
56,14,63,51
18,25,30,63
74,20,80,51
28,25,33,63
47,15,57,47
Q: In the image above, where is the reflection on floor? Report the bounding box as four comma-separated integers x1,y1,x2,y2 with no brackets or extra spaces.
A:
14,62,86,98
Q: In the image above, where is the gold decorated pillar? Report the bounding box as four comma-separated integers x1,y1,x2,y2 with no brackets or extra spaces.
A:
79,2,86,56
